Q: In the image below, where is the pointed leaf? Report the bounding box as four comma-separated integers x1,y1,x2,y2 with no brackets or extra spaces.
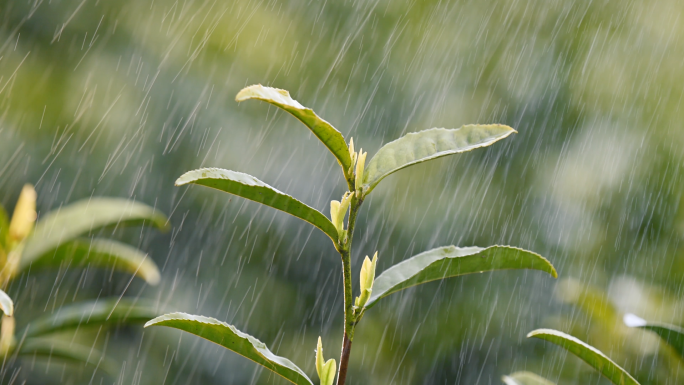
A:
527,329,640,385
365,245,556,309
22,198,168,269
145,312,313,385
18,338,117,375
176,168,339,242
624,314,684,358
363,125,516,193
0,289,13,316
22,238,160,285
502,371,555,385
23,298,160,338
236,85,352,180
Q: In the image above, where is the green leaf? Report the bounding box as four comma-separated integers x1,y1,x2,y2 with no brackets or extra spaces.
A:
0,289,13,316
17,338,117,375
363,125,516,193
22,198,168,269
23,238,160,285
236,84,353,182
176,168,339,243
365,245,556,309
527,329,640,385
502,371,555,385
624,314,684,358
145,312,313,385
23,298,160,338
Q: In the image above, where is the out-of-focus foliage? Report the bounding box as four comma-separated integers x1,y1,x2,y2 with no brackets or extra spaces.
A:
1,0,683,384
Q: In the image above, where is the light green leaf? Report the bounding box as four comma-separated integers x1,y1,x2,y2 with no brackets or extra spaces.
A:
363,125,516,193
22,198,168,269
527,329,640,385
624,314,684,358
0,289,13,316
236,84,353,182
145,312,313,385
365,245,556,309
23,298,160,338
176,168,339,243
502,371,555,385
18,338,117,375
23,238,160,285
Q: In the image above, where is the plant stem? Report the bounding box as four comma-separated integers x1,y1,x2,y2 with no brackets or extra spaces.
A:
337,195,362,385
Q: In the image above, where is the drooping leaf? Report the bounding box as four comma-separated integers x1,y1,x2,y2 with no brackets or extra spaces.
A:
624,314,684,358
22,198,168,269
22,298,159,338
502,371,555,385
365,245,556,309
0,289,13,316
176,168,339,243
363,125,516,193
18,338,117,375
527,329,640,385
22,238,160,285
236,84,353,181
146,312,313,385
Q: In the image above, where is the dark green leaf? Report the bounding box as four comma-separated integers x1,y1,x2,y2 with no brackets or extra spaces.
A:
502,371,555,385
624,314,684,358
527,329,640,385
236,84,353,181
22,238,160,285
363,125,516,193
23,298,160,338
22,198,168,269
146,312,313,385
365,245,556,309
176,168,339,242
17,338,117,375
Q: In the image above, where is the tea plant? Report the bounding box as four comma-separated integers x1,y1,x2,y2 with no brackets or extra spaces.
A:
146,84,558,385
0,185,166,376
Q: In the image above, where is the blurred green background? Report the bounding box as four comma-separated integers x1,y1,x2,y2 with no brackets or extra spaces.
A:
1,0,684,383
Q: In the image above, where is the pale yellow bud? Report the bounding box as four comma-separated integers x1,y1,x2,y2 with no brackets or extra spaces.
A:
355,150,367,191
0,315,14,356
316,337,336,385
9,185,36,243
355,251,377,309
330,200,341,230
348,138,357,175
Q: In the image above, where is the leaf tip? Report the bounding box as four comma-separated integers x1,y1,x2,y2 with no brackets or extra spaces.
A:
623,313,647,328
235,84,262,102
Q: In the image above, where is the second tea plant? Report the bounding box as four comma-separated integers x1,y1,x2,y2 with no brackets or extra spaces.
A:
146,84,558,384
